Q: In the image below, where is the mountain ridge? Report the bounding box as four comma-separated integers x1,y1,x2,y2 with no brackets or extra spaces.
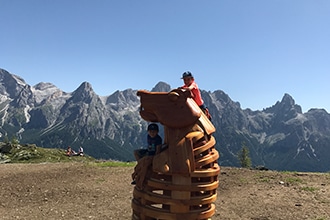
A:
1,68,329,172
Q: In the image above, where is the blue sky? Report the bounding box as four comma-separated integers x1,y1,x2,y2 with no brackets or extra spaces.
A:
1,0,329,113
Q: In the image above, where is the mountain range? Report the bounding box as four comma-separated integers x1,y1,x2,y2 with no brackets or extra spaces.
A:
1,68,329,172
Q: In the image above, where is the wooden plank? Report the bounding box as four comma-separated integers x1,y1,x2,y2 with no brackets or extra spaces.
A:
170,174,191,213
147,178,219,192
193,136,216,155
190,163,221,177
195,149,219,168
134,187,217,206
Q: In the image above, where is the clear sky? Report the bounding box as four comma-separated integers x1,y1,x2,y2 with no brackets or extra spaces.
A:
1,0,329,113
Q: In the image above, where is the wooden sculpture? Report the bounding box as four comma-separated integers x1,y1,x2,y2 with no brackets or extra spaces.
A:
132,89,220,220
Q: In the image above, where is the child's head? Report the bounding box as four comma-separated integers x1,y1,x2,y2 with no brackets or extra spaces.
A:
181,71,194,86
147,123,159,137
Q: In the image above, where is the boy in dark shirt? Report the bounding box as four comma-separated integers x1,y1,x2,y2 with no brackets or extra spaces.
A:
132,123,162,185
134,123,162,160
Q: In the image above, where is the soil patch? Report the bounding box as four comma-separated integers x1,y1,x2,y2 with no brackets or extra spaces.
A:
1,163,329,219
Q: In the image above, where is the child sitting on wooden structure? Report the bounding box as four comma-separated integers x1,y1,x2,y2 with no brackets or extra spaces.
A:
132,123,162,185
134,123,162,160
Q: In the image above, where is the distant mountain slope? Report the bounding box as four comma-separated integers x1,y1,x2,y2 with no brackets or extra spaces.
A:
1,68,330,171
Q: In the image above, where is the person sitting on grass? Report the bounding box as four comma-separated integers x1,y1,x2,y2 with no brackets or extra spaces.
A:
66,146,73,156
78,146,84,156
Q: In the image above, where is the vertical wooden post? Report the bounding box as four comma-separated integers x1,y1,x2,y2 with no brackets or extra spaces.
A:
170,174,191,213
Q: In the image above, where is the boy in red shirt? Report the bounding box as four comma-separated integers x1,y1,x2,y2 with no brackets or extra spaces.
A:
180,71,211,120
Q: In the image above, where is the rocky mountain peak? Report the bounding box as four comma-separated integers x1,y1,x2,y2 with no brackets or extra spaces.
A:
76,81,93,93
279,93,301,112
32,82,63,104
70,82,96,103
267,93,302,119
151,81,171,92
33,82,57,90
106,89,139,112
305,108,330,133
0,69,27,98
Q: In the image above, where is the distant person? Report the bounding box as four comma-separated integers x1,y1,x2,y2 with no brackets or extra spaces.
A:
66,146,73,156
78,146,84,156
66,146,80,156
179,71,211,120
132,123,163,185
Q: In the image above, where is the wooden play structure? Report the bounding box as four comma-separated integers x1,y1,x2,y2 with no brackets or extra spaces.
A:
132,89,220,220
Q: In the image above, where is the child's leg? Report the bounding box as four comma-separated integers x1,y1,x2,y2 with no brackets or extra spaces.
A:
134,149,148,161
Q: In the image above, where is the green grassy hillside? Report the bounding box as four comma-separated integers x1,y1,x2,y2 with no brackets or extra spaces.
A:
0,142,96,163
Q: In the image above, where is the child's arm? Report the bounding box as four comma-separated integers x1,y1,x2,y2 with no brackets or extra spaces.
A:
178,84,194,91
155,145,161,154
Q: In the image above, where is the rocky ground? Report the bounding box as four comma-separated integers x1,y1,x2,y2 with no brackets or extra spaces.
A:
0,162,329,220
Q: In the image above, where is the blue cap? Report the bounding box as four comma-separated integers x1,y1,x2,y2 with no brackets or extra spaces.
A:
148,123,159,131
181,71,193,79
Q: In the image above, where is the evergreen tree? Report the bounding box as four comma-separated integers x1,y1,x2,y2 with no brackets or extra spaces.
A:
3,135,9,144
238,144,252,168
11,136,19,144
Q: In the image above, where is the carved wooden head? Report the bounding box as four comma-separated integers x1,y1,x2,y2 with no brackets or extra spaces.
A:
137,89,202,128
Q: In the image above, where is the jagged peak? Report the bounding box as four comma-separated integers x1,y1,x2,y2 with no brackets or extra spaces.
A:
70,82,96,103
33,82,57,90
151,82,171,92
0,68,25,85
76,82,93,92
106,88,138,104
212,90,232,103
31,82,64,104
281,93,295,105
266,93,302,116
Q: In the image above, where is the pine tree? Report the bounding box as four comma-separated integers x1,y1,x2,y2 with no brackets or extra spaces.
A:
11,136,19,144
238,144,252,168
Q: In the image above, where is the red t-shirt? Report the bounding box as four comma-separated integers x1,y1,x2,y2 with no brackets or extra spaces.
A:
182,81,204,106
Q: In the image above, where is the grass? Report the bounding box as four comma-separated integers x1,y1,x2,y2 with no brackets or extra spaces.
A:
93,160,136,167
285,177,303,184
259,176,271,183
301,186,318,192
11,147,95,163
1,142,138,168
1,142,94,163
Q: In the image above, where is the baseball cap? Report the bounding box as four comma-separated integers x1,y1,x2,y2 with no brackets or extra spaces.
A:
148,123,159,131
181,71,193,79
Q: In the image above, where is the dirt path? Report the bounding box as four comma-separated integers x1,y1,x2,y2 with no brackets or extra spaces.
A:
0,163,329,220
